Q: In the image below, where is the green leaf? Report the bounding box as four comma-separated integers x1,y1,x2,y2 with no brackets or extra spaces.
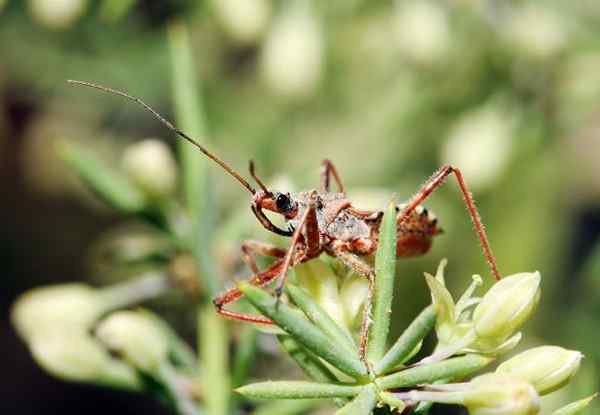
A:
278,335,338,382
236,381,363,400
375,306,436,375
286,284,356,355
376,354,494,390
59,142,145,213
167,21,217,297
367,201,398,363
240,283,368,379
334,384,378,415
253,400,321,415
199,305,229,415
553,394,597,415
413,401,433,414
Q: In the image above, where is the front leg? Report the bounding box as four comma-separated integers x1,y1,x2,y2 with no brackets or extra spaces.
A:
274,202,321,298
241,240,287,274
320,159,345,194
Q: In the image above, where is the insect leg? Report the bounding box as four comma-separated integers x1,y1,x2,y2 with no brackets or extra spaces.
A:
241,240,287,274
274,203,318,299
330,243,375,360
212,258,287,324
320,159,345,194
398,164,501,281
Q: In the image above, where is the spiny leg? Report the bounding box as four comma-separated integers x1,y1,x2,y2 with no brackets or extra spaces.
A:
331,243,375,360
241,240,287,274
274,203,320,299
320,159,345,194
213,257,287,324
398,164,501,281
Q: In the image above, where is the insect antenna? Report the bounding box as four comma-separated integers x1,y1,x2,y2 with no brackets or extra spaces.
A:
249,160,271,194
67,80,256,195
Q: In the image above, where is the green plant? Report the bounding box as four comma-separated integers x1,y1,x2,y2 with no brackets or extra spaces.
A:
235,202,595,414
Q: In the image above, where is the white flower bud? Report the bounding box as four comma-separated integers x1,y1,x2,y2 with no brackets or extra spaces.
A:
121,139,177,199
30,334,138,386
296,260,346,329
212,0,271,44
11,284,104,343
96,310,169,372
393,0,449,65
473,272,541,345
504,6,567,60
464,373,540,415
28,0,88,30
441,105,514,191
497,346,583,395
261,3,323,99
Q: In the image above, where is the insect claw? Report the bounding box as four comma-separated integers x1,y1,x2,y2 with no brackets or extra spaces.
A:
274,286,284,309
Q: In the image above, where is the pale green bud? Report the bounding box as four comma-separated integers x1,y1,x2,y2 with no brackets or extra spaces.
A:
296,260,346,329
11,284,104,343
552,394,597,415
473,272,540,344
121,139,177,199
261,2,323,99
96,310,169,372
212,0,271,44
464,373,540,415
30,334,138,387
28,0,88,29
497,346,583,395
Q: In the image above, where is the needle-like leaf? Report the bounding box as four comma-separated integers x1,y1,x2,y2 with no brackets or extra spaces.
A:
375,306,437,375
376,354,493,390
334,384,378,415
286,284,356,356
240,283,368,379
236,381,363,400
367,201,398,363
59,142,145,213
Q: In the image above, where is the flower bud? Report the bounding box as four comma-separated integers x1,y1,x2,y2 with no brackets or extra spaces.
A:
11,284,104,343
296,260,346,329
212,0,271,44
393,0,449,65
261,2,323,99
28,0,88,29
121,139,177,199
30,334,138,387
464,373,540,415
497,346,583,395
96,310,169,372
473,272,540,344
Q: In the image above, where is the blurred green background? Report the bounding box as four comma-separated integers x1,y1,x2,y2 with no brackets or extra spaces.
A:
2,0,600,414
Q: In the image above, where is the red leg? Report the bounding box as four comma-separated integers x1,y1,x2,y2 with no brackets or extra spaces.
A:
398,165,501,281
321,159,345,194
274,203,320,298
241,240,287,274
213,259,287,324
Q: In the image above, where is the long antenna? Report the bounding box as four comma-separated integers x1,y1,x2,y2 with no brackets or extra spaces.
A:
67,80,256,195
249,160,270,194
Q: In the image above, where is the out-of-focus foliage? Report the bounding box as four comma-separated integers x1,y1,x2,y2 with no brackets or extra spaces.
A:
2,0,600,414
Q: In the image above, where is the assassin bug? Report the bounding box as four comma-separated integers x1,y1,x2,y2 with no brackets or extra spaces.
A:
68,80,501,356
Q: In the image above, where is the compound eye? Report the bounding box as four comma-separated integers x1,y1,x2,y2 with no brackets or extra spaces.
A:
275,193,291,211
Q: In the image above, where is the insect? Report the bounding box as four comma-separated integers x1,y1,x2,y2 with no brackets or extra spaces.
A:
68,80,501,356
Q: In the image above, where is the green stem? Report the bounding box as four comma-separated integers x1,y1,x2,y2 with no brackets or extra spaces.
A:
199,305,229,415
98,271,170,310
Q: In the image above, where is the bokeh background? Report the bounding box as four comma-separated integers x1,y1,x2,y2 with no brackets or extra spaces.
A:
2,0,600,414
